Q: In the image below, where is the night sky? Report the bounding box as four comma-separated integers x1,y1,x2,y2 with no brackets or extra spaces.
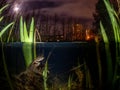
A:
8,0,98,25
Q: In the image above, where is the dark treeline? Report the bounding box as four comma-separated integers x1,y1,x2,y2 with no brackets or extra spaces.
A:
0,0,92,42
1,10,89,42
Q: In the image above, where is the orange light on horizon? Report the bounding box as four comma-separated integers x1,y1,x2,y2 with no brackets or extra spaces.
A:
85,29,95,41
86,35,90,40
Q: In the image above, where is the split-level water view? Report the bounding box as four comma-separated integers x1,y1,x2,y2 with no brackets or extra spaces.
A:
0,0,120,90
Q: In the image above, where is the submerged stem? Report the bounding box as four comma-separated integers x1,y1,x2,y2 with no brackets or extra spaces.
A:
1,43,14,90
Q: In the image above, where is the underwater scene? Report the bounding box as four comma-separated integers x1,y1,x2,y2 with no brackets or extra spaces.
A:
0,42,120,90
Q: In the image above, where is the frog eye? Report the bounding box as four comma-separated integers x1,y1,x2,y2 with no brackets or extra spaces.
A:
34,62,40,67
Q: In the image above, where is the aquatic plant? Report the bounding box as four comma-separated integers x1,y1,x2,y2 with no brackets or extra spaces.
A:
20,16,35,42
1,43,14,90
0,5,14,90
100,0,120,89
42,61,48,90
19,16,36,67
84,61,93,88
95,36,102,87
68,75,73,90
0,5,14,39
100,22,113,84
36,28,42,42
